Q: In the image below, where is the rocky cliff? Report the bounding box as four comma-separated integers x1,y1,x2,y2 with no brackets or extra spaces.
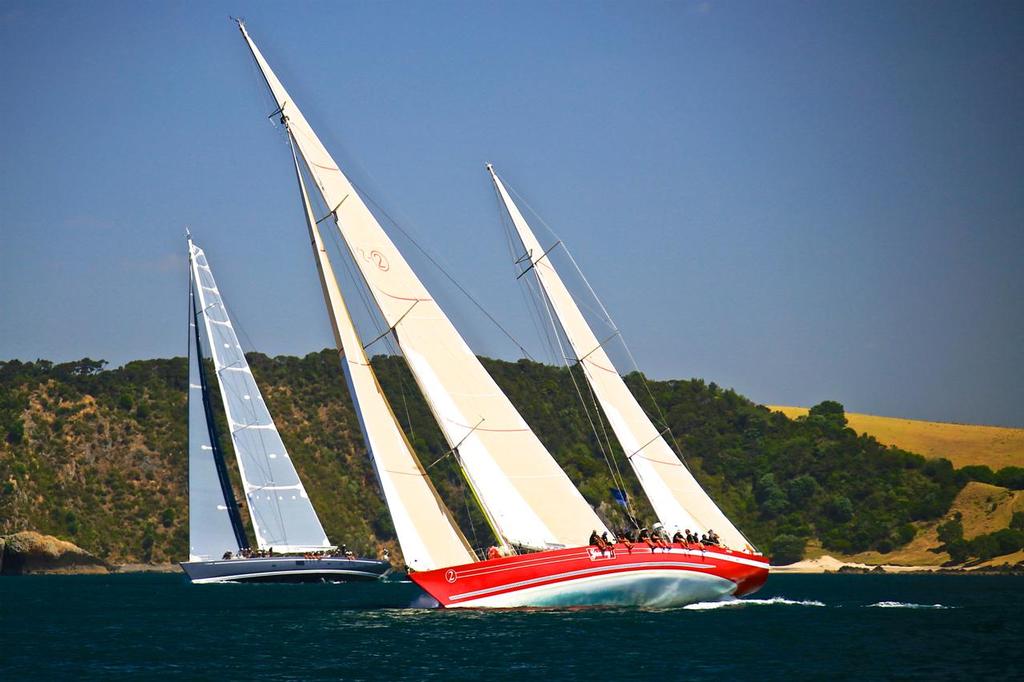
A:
0,531,111,574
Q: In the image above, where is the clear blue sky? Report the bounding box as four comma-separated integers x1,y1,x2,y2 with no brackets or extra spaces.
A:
1,1,1021,427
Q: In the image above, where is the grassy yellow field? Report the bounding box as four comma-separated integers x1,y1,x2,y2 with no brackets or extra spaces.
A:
768,406,1023,470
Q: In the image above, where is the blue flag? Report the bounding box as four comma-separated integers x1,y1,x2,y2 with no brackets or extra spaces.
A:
610,488,629,508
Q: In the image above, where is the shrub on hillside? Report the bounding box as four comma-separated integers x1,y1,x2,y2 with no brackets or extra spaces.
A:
770,534,807,565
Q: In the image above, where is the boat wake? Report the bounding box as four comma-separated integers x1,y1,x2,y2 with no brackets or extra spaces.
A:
684,596,825,610
866,601,954,609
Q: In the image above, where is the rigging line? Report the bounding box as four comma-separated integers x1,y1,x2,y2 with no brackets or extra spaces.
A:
577,358,639,522
505,180,690,466
349,179,535,361
531,255,635,519
427,417,485,469
310,168,391,344
515,240,562,280
462,487,480,556
497,195,639,523
496,190,628,518
360,300,420,352
492,181,557,366
316,191,416,439
391,360,416,440
495,182,637,520
504,183,618,331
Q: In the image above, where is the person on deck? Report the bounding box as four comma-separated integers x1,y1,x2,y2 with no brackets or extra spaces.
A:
672,530,686,546
589,530,601,548
638,528,657,551
616,531,634,553
652,523,671,550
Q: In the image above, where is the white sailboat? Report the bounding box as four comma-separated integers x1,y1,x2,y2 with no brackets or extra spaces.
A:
236,22,768,606
180,235,390,583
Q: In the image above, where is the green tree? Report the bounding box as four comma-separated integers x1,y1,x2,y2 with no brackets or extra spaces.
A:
770,534,806,565
809,400,847,426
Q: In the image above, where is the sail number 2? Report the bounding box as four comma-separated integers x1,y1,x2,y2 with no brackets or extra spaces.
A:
356,247,391,272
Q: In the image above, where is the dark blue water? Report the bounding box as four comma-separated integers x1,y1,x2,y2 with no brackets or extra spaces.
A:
1,573,1020,679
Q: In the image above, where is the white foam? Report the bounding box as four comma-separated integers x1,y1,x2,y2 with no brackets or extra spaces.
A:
684,597,826,610
866,601,954,609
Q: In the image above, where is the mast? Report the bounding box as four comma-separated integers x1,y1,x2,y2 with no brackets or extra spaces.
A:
188,236,331,553
238,23,609,550
187,239,247,560
488,165,754,551
287,138,476,569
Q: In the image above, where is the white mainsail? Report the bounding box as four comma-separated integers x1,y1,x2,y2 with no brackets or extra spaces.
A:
488,166,752,551
187,265,244,561
288,141,476,570
188,237,331,553
239,23,609,550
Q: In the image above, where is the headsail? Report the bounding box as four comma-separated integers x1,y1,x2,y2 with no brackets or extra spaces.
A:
188,237,331,553
239,23,609,550
488,166,752,551
187,261,246,561
288,140,476,570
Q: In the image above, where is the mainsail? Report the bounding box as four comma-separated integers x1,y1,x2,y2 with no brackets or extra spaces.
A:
239,23,609,550
288,141,476,570
488,166,752,551
188,237,331,553
187,265,246,561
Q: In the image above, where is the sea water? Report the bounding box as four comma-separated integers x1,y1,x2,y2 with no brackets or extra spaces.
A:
1,573,1020,679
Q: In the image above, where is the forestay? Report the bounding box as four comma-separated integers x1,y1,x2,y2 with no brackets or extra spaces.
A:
187,272,243,561
488,166,752,551
289,142,476,570
188,238,330,553
240,24,609,550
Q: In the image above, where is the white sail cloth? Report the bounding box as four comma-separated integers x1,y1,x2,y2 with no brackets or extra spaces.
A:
290,144,476,570
187,273,242,561
240,24,609,550
189,239,330,552
489,166,752,551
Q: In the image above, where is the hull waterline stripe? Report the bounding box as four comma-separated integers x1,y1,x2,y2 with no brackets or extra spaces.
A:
448,560,714,602
189,569,383,583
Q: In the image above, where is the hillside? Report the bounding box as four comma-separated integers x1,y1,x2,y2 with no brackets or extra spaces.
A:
2,354,1022,567
769,406,1024,469
801,481,1024,568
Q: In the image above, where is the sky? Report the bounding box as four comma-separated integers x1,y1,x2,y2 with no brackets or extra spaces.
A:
0,1,1021,427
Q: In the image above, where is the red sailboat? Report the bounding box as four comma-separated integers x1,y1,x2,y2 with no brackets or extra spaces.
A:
412,543,768,609
238,22,768,608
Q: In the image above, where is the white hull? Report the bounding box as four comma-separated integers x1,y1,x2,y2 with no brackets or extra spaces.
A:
181,557,390,584
447,567,737,609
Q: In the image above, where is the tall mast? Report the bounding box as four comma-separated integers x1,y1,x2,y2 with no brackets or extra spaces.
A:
488,165,754,551
237,23,609,550
187,235,247,560
287,136,476,569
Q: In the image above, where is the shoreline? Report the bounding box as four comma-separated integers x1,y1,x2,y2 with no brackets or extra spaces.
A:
771,555,1023,575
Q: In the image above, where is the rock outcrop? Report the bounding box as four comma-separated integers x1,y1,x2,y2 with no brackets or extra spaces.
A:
0,531,110,575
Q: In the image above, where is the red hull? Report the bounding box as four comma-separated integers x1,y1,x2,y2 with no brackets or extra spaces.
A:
411,543,769,609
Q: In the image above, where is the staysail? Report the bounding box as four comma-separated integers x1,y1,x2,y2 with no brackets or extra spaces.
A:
239,23,609,550
188,237,331,552
288,140,476,570
187,262,246,561
488,166,752,551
